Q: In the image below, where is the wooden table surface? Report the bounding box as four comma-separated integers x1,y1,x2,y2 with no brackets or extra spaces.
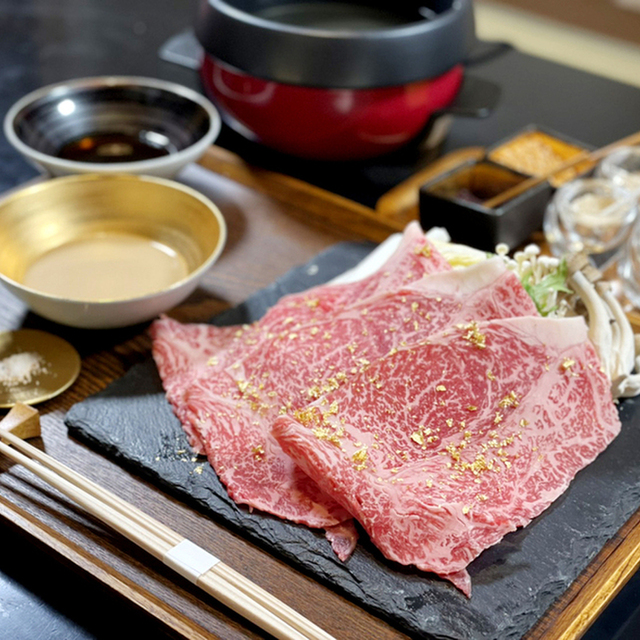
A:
2,144,640,640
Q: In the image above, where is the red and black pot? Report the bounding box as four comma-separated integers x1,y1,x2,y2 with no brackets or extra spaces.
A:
195,0,495,161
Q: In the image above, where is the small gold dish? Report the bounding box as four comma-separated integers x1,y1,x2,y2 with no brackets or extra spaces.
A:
0,174,226,328
0,329,80,407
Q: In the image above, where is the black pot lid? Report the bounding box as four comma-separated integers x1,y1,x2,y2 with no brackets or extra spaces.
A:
195,0,477,89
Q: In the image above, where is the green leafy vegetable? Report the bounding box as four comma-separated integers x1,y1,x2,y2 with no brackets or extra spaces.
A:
522,258,572,316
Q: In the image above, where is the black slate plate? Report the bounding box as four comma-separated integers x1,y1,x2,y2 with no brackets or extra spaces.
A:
66,242,640,640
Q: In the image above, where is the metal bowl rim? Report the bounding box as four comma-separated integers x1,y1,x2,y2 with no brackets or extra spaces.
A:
0,172,227,305
3,76,221,174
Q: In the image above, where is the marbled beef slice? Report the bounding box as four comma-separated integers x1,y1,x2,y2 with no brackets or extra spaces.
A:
273,316,621,594
150,223,451,556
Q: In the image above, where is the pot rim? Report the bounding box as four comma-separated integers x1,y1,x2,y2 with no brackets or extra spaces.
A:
195,0,476,89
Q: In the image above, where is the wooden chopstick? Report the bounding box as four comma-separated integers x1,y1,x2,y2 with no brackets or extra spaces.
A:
483,129,640,210
0,411,335,640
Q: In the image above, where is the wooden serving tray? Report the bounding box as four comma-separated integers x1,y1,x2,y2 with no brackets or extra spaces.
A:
201,143,640,331
0,146,639,639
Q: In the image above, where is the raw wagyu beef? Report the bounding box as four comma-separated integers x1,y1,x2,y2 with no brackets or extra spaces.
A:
151,320,239,453
153,255,537,566
255,220,452,334
273,316,621,595
167,259,533,517
151,223,451,555
153,223,620,592
226,258,537,426
151,221,448,455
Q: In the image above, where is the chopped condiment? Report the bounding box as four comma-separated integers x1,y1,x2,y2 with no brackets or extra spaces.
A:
488,129,589,185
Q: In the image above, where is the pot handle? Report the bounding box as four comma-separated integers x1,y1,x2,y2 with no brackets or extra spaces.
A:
434,40,511,119
436,74,501,119
465,41,514,68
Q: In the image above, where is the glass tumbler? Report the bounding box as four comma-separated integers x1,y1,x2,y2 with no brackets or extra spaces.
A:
543,177,638,268
618,221,640,307
597,146,640,193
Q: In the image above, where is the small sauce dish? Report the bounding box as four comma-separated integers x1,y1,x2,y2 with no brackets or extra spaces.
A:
419,158,553,250
4,76,221,178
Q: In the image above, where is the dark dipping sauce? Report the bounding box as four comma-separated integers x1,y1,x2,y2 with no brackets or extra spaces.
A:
57,132,171,163
425,161,527,205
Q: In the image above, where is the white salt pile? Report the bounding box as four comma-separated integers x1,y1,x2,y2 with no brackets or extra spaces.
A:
0,352,46,387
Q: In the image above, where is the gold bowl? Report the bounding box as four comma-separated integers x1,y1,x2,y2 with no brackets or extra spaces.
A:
0,174,226,328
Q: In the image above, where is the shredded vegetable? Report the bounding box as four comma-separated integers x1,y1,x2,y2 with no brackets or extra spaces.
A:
521,259,572,316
